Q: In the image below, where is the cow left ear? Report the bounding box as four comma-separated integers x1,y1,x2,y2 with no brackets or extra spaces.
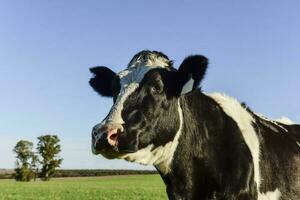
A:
176,55,208,95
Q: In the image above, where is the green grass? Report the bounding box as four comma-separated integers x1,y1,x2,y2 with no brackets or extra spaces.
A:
0,175,167,200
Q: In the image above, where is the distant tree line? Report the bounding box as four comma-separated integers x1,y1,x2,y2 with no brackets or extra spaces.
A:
54,169,158,177
0,169,158,179
13,135,62,182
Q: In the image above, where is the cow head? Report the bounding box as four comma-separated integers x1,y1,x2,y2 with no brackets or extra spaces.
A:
89,50,208,170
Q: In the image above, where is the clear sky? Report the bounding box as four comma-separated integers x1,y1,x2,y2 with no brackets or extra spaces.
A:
0,0,299,169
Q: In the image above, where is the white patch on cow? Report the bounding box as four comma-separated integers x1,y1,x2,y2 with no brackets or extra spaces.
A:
258,189,281,200
128,52,170,69
103,53,170,125
275,116,295,125
208,93,261,193
296,141,300,148
92,52,171,153
120,100,183,175
92,81,140,139
209,94,285,200
255,114,289,133
106,83,139,124
181,76,194,95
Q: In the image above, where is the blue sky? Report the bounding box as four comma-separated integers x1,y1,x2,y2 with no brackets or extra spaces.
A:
0,0,299,169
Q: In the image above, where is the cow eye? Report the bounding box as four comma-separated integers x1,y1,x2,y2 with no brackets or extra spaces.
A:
150,82,163,94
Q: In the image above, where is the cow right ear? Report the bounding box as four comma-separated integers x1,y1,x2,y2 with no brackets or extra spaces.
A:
176,55,208,95
89,66,116,97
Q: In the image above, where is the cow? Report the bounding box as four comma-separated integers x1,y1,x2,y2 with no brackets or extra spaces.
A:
89,50,300,200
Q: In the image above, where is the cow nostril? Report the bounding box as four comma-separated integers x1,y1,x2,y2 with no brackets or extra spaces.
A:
109,132,118,141
106,127,123,146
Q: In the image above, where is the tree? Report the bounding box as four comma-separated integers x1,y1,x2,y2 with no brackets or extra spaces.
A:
13,140,36,181
37,135,62,181
30,153,39,181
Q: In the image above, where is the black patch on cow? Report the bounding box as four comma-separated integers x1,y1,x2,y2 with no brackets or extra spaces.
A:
159,91,258,199
177,55,208,92
89,66,116,97
118,68,180,152
253,117,300,200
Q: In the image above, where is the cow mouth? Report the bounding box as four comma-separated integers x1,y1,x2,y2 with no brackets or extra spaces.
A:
92,127,139,159
93,145,136,159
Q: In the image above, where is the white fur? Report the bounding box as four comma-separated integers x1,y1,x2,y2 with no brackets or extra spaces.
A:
258,189,281,200
106,65,148,125
121,100,183,174
181,76,194,95
105,65,154,125
208,93,262,194
275,116,295,125
256,113,289,132
208,93,284,200
92,79,140,143
106,83,139,124
93,52,171,153
296,141,300,148
103,53,169,125
128,52,170,69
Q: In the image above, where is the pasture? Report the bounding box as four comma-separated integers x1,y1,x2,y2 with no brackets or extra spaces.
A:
0,175,167,200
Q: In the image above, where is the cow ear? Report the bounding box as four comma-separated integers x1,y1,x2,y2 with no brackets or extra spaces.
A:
177,55,208,95
89,66,116,97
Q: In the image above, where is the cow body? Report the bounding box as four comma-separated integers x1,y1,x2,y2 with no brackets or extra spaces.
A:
89,50,300,200
158,91,300,199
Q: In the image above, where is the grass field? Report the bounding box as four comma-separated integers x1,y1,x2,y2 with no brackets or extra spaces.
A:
0,175,167,200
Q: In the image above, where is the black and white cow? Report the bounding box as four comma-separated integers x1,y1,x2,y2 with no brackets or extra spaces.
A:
89,50,300,200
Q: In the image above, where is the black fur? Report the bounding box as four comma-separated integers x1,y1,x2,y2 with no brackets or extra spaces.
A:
118,69,180,152
127,50,172,68
153,91,258,199
89,66,116,97
177,55,208,91
253,117,300,199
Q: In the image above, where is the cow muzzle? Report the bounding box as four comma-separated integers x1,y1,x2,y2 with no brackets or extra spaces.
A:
91,122,124,155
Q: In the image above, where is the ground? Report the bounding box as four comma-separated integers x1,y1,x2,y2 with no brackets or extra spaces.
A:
0,175,167,200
